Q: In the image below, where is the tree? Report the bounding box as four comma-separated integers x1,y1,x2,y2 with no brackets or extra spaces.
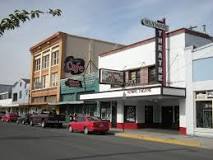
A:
0,9,62,36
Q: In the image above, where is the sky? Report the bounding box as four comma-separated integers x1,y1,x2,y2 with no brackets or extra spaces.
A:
0,0,213,84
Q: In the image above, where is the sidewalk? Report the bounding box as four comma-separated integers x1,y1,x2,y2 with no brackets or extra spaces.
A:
110,128,213,149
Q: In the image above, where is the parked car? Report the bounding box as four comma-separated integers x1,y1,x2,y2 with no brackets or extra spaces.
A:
0,111,6,119
29,110,65,128
16,113,31,125
68,115,110,134
1,113,18,122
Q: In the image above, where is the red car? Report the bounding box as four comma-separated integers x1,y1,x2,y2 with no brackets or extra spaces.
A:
68,115,109,134
1,113,18,122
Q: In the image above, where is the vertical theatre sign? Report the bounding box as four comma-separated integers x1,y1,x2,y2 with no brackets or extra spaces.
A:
141,18,168,85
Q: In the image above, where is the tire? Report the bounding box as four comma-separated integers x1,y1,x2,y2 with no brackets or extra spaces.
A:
84,127,89,135
69,126,73,133
41,121,46,128
30,120,33,126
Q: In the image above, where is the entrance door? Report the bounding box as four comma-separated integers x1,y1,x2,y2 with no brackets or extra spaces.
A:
161,106,173,128
145,106,153,127
111,101,117,128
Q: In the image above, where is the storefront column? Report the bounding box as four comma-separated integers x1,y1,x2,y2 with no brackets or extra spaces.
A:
179,99,187,135
117,101,124,127
136,102,145,125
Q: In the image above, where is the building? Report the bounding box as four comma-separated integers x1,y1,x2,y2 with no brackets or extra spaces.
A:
80,28,213,135
185,43,213,137
12,78,30,114
0,84,14,112
30,32,123,114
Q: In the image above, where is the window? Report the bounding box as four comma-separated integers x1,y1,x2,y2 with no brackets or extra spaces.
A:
129,70,140,83
19,91,22,99
50,73,58,87
41,75,48,88
42,55,49,69
124,106,136,122
20,82,22,87
33,77,40,89
100,102,111,120
148,66,156,83
196,101,212,128
34,58,41,71
51,50,59,66
13,93,17,101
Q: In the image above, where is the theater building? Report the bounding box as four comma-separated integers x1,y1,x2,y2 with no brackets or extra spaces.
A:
80,28,213,135
30,32,123,113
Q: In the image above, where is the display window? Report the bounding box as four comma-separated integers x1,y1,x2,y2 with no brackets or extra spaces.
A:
124,105,136,122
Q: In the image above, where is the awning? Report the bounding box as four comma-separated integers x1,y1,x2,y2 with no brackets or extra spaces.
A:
0,104,19,108
48,101,84,106
80,86,186,101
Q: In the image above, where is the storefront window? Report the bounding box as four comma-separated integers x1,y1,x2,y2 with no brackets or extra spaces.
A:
196,101,213,128
100,102,111,120
124,105,136,122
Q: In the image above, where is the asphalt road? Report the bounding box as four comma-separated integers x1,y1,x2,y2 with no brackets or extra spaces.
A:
0,122,213,160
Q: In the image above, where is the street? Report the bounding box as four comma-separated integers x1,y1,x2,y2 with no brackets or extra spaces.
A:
0,122,213,160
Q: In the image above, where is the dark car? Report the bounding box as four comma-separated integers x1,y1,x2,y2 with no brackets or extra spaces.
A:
16,114,31,125
29,110,65,128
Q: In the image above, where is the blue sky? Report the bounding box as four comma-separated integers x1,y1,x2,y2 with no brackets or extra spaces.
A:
0,0,213,84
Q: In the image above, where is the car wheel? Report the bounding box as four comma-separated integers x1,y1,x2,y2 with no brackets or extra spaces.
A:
30,120,33,126
69,126,73,133
84,127,89,135
41,121,46,128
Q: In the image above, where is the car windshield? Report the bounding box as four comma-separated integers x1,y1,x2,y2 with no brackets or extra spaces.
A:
87,116,101,121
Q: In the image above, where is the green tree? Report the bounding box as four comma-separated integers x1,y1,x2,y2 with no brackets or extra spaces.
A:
0,9,62,36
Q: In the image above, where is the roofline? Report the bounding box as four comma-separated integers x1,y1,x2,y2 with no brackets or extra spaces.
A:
99,28,213,57
30,31,124,53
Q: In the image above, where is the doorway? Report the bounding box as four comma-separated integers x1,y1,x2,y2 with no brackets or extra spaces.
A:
161,106,173,128
145,105,153,127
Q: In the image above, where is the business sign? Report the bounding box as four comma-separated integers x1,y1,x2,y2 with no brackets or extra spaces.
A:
124,87,161,97
65,78,82,88
99,68,124,85
64,56,85,75
141,18,168,85
141,18,168,31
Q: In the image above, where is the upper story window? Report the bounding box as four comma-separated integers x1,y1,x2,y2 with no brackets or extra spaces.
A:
51,50,59,66
128,69,140,84
19,91,22,99
41,75,48,88
34,58,41,71
12,93,17,101
33,77,40,89
42,54,49,69
50,73,58,87
148,66,156,84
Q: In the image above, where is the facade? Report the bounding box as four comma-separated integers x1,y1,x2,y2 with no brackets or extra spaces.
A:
0,84,14,112
12,78,30,114
80,28,213,135
30,32,123,114
185,43,213,137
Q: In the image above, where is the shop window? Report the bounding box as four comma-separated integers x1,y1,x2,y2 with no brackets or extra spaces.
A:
124,105,136,123
196,101,213,128
100,102,111,120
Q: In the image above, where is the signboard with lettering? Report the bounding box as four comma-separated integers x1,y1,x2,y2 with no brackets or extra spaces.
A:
64,56,85,75
65,78,82,88
99,68,124,85
141,18,167,85
124,87,161,97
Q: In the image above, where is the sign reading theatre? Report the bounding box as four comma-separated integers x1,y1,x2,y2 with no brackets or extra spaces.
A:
141,18,168,85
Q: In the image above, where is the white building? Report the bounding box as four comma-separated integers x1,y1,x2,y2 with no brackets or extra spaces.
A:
80,28,213,135
185,43,213,137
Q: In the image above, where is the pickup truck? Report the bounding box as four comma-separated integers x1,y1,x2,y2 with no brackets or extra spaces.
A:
29,111,65,128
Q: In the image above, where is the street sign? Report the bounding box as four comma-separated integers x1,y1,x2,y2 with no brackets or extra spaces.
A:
141,18,169,31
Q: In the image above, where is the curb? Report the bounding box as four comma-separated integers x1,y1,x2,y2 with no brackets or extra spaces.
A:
115,133,201,148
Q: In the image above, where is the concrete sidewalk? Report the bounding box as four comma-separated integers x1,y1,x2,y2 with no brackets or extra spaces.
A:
110,128,213,149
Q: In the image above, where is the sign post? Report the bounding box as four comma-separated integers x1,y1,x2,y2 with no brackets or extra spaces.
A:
141,18,168,86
